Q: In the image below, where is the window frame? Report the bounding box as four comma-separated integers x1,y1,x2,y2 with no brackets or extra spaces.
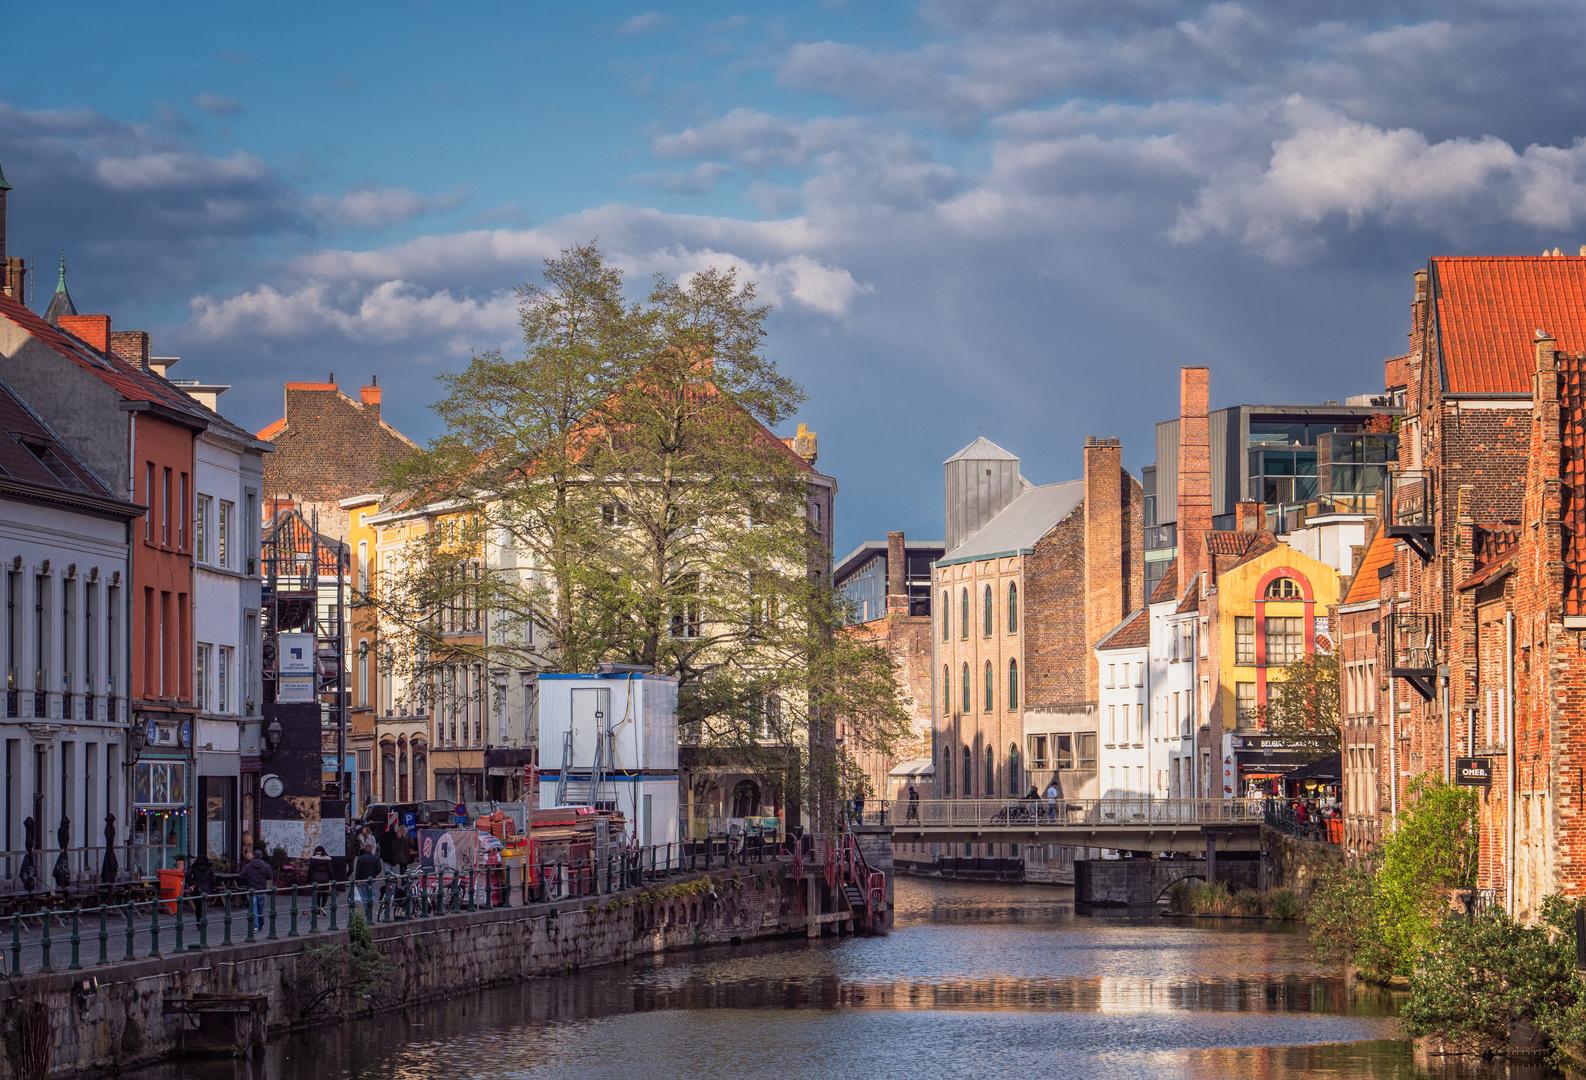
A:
1007,583,1018,633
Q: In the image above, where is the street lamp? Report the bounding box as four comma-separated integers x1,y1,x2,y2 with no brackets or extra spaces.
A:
265,719,283,756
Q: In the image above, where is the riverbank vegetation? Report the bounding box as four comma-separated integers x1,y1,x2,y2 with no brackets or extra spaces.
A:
1166,880,1300,919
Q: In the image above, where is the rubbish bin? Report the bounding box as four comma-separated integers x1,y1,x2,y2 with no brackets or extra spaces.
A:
157,868,184,914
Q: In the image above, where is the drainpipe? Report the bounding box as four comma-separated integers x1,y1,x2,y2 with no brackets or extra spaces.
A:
1387,602,1398,830
1439,664,1451,781
1506,611,1515,918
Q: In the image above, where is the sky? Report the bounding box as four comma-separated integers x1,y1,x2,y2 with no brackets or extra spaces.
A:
5,0,1586,558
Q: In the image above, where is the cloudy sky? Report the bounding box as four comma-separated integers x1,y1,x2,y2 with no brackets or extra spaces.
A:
4,0,1585,556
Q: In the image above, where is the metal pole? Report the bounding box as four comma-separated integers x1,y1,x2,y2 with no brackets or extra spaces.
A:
337,538,348,821
1440,664,1451,781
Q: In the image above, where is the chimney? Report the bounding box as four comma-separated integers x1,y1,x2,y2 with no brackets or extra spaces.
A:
886,531,907,614
789,423,818,466
360,379,381,418
1412,267,1429,342
1176,367,1212,589
1084,435,1127,699
57,314,111,354
1,258,22,305
1236,500,1264,533
110,332,152,370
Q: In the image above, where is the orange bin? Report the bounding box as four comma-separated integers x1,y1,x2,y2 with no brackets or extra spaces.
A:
1326,819,1343,844
157,868,184,913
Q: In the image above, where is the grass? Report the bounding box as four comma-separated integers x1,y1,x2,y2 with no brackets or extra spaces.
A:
1166,881,1301,920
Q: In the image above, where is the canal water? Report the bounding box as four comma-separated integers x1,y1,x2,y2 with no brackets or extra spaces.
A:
138,877,1550,1080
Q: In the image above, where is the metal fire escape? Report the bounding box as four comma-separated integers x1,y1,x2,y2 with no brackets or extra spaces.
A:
1385,469,1435,562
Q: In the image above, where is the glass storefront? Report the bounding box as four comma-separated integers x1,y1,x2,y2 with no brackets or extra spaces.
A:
132,758,189,872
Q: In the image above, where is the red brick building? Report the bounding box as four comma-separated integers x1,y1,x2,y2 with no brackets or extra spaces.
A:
257,380,417,539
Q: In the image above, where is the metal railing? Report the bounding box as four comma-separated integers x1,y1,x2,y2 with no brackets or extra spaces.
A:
875,797,1269,829
0,836,798,977
1263,801,1342,844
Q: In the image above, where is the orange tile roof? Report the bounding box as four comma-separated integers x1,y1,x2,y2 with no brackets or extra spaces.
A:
1096,607,1148,651
257,418,286,440
1432,256,1586,395
1343,527,1394,604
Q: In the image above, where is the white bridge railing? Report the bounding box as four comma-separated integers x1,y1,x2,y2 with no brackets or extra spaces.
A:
862,798,1268,829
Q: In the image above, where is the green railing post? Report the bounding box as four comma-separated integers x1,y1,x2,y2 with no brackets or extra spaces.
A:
149,899,161,957
195,897,208,951
221,893,233,946
40,913,52,971
288,885,300,938
173,887,185,951
267,888,278,940
245,890,257,943
69,906,81,970
97,904,108,966
123,903,135,960
10,912,20,975
310,886,320,935
328,883,339,932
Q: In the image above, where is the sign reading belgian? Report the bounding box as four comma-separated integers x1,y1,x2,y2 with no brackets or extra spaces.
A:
1455,757,1493,787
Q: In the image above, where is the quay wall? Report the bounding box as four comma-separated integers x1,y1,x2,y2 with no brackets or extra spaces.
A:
1261,826,1344,895
0,868,807,1079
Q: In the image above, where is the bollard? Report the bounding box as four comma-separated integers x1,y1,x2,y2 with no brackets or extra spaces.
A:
97,904,108,966
124,903,136,960
69,906,81,970
41,913,52,971
289,885,300,937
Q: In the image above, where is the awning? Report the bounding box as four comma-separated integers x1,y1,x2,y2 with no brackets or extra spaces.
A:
1282,753,1342,782
889,758,936,778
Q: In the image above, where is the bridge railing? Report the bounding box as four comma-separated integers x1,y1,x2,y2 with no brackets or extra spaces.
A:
866,798,1270,828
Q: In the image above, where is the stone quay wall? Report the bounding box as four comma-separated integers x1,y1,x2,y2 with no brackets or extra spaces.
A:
0,868,808,1079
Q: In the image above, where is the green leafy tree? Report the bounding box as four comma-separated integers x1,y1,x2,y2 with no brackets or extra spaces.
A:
1254,651,1340,760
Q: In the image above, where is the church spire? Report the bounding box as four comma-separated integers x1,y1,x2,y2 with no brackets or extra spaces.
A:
43,250,77,325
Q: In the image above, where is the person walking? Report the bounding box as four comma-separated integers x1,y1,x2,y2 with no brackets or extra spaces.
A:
240,850,273,931
379,818,402,877
308,846,333,916
906,785,920,824
354,842,382,911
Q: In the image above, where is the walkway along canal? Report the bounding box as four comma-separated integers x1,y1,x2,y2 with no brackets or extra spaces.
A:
0,829,892,1078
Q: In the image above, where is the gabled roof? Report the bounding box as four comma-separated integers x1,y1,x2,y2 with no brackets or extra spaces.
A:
0,376,140,519
1222,531,1280,572
1431,256,1586,396
0,292,210,425
1176,573,1201,613
1148,561,1178,605
1096,607,1148,651
1343,526,1395,604
944,436,1018,464
939,479,1084,564
1206,530,1268,556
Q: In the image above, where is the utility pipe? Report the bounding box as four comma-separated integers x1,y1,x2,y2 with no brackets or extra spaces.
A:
1506,611,1516,918
1440,664,1451,781
1388,602,1398,830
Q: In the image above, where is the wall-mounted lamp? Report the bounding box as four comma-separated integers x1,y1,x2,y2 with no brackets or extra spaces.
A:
265,719,283,755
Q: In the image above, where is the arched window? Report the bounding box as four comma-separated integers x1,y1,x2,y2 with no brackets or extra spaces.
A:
961,662,971,713
984,660,994,711
1008,659,1019,709
983,585,993,637
962,746,972,796
941,591,949,641
960,589,969,639
941,746,952,796
985,746,994,796
943,665,950,718
1008,583,1018,633
1265,576,1303,600
1009,743,1021,796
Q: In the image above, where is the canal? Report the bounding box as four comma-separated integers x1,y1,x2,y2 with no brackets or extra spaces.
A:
133,876,1547,1080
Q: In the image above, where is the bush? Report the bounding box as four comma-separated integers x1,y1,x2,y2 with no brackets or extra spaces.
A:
1268,889,1300,922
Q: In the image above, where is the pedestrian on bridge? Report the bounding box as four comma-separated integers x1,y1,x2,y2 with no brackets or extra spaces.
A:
906,785,920,824
1044,781,1060,823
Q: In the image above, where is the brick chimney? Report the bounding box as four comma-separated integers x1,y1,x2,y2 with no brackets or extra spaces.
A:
1236,500,1264,533
360,377,381,418
109,331,150,369
1176,368,1212,590
57,314,111,354
1084,436,1127,699
886,530,907,614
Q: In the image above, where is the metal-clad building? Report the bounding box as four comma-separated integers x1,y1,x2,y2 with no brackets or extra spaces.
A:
943,437,1028,553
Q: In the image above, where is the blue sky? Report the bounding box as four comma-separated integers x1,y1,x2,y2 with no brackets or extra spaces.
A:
5,0,1586,556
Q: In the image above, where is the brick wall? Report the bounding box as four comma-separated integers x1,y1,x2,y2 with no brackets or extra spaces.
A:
1026,508,1086,708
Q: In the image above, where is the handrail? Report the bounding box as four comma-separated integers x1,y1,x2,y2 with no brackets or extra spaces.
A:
877,797,1284,828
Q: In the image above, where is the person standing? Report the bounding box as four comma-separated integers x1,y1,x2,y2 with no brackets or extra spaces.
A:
308,846,334,916
240,850,273,931
1044,780,1060,823
354,842,382,910
906,785,920,824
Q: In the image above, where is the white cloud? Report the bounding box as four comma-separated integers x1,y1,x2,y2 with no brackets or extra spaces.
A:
619,11,673,35
188,280,519,345
192,92,245,116
308,185,468,228
94,149,269,191
627,162,732,194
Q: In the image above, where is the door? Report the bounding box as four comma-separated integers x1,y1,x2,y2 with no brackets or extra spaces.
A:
570,688,611,768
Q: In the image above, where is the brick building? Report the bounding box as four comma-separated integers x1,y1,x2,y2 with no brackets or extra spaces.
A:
257,379,417,539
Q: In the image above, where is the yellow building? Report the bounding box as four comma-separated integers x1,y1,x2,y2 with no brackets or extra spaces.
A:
1205,537,1341,796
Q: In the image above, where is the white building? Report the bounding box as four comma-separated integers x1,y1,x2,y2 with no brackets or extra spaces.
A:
1154,570,1200,800
167,358,270,867
1094,609,1147,799
0,376,141,883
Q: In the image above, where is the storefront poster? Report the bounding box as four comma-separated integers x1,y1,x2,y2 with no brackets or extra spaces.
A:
261,818,324,860
418,828,476,873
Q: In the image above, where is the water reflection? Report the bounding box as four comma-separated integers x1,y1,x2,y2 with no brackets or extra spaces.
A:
130,877,1554,1080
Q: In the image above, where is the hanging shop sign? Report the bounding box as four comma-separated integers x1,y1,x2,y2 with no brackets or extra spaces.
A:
1455,757,1493,787
277,633,315,677
277,677,315,703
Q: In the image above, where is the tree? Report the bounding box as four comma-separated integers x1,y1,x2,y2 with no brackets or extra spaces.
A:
375,245,911,826
1254,651,1340,760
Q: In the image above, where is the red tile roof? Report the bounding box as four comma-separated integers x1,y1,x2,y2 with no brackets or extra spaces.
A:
0,292,210,422
1096,607,1148,651
1343,526,1395,604
1432,256,1586,395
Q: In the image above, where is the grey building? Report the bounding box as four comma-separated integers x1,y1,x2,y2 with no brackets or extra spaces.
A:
835,537,944,624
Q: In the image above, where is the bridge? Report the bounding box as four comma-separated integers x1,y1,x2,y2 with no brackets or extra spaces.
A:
870,798,1265,854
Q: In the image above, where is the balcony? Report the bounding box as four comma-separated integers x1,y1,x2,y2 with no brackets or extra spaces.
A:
1389,611,1439,702
1385,470,1435,561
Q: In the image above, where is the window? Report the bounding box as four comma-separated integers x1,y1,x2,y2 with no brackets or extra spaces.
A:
1029,734,1048,770
1056,735,1073,769
960,589,968,639
245,491,257,571
196,643,211,711
162,467,171,545
669,573,701,638
1236,681,1257,726
1108,663,1115,688
359,640,370,707
145,463,155,541
215,646,230,713
962,746,972,796
133,761,187,806
601,502,629,528
985,745,994,796
941,591,949,641
178,472,189,549
1134,663,1143,687
1078,733,1097,769
1265,616,1304,666
1008,660,1019,710
983,585,993,637
1235,617,1255,665
358,541,369,593
961,662,970,713
1008,583,1018,633
940,746,952,796
84,582,97,697
1265,576,1302,600
984,660,994,711
1108,704,1116,743
942,665,950,718
195,495,212,563
1180,622,1193,660
218,500,232,567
